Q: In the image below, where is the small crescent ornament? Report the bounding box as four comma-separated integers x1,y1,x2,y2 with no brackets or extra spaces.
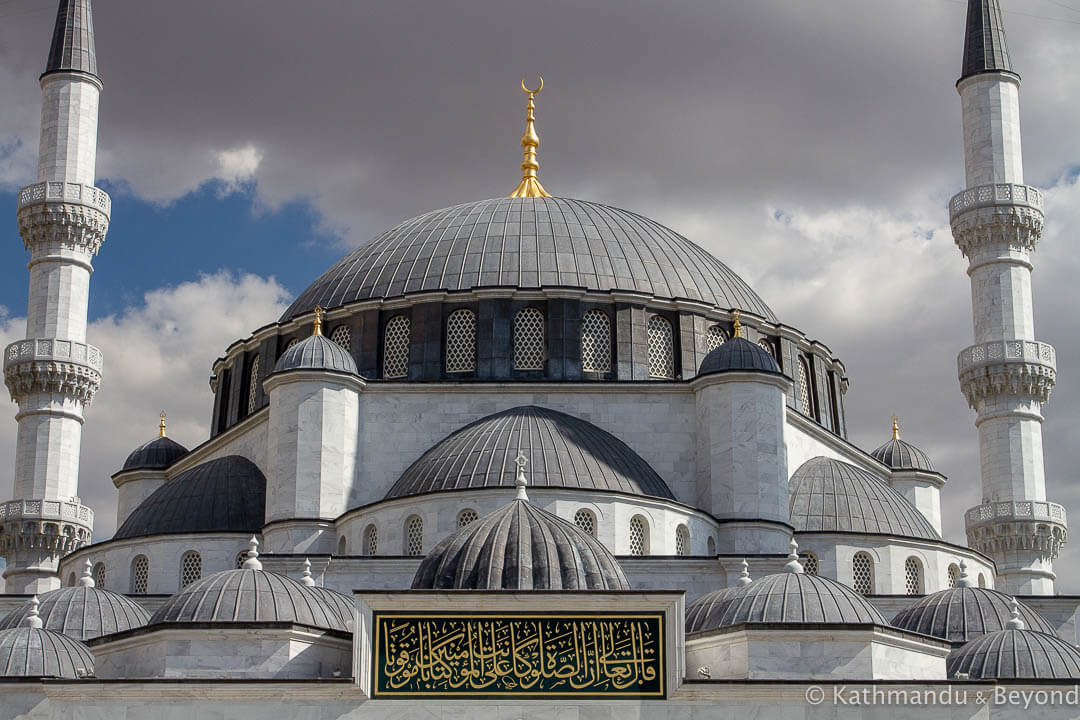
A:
521,75,543,95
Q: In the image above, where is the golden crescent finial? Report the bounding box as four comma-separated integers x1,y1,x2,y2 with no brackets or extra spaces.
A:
509,75,552,198
159,411,167,438
892,414,900,441
521,75,543,95
313,306,325,336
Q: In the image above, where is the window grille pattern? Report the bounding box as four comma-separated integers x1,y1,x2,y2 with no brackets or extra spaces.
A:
92,562,106,589
383,315,410,379
405,516,423,556
364,524,378,555
581,310,611,373
905,557,923,595
573,509,596,536
647,315,674,379
852,553,873,595
706,325,727,352
513,307,545,370
948,563,961,588
629,515,648,556
235,551,247,569
797,357,812,415
801,552,819,576
247,356,260,414
675,524,690,556
445,309,476,373
330,324,352,351
707,537,716,555
180,551,202,588
131,556,148,594
457,509,478,527
758,339,774,357
285,338,300,350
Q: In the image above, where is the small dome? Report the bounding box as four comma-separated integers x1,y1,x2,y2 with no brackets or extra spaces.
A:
386,405,674,501
685,560,754,633
121,435,188,471
891,582,1057,644
0,563,149,640
789,457,940,540
698,337,780,376
0,626,95,679
306,586,353,629
870,437,935,472
113,455,265,540
273,333,358,375
412,494,629,590
948,629,1080,679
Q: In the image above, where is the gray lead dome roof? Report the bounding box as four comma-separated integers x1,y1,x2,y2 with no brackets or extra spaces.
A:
948,629,1080,679
120,436,188,472
698,337,781,375
870,437,935,472
789,457,940,540
0,586,150,640
0,626,95,679
891,587,1056,644
385,405,674,501
282,197,776,322
273,333,358,375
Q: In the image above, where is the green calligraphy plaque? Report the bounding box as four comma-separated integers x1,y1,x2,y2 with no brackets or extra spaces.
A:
372,612,666,698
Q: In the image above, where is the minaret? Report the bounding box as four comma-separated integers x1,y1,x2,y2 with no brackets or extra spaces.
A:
950,0,1065,594
0,0,107,593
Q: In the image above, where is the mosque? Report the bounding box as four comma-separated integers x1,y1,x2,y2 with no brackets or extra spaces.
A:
0,0,1078,717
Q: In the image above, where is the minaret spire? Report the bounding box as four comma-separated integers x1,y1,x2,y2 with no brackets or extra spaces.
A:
44,0,99,80
508,76,551,199
960,0,1014,83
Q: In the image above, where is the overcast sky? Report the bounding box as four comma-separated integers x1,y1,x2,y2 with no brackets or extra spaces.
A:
0,0,1078,591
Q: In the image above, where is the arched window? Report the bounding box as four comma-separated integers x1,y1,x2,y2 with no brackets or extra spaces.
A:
67,572,76,587
246,355,260,415
364,524,378,556
330,324,351,351
905,557,924,595
457,509,478,527
130,555,149,594
513,307,545,370
801,552,819,576
852,552,874,595
285,337,301,351
383,315,410,379
948,563,961,588
758,339,775,357
707,537,716,555
706,324,727,353
235,551,247,569
675,524,690,556
337,536,347,555
92,562,106,589
580,310,611,373
445,309,476,373
978,573,986,588
797,356,813,415
647,315,674,379
180,551,202,588
573,509,596,537
629,515,649,556
405,516,423,556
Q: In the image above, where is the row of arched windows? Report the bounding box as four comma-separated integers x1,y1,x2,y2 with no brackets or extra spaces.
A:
850,553,927,596
67,551,205,594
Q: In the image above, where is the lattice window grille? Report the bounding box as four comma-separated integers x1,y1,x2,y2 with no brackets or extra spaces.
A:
852,553,873,595
629,516,648,556
647,315,674,379
285,338,301,350
905,557,923,595
247,356,260,414
457,509,479,527
513,308,546,370
758,339,775,357
706,325,727,352
797,357,812,415
948,564,961,588
383,315,410,379
364,525,378,556
131,556,148,594
675,525,690,556
405,516,423,556
180,551,202,588
573,509,596,537
92,562,106,589
445,310,477,373
235,552,247,569
801,552,819,576
330,324,352,351
581,310,611,373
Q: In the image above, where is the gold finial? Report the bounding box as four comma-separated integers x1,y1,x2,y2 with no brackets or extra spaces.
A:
732,309,742,338
892,414,900,441
508,76,552,199
312,306,324,336
159,411,167,438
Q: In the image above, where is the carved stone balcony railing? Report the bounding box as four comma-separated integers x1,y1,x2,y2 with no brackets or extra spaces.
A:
0,498,93,525
17,181,111,217
965,500,1067,559
3,338,103,404
958,339,1056,373
949,183,1043,223
957,339,1056,406
0,498,93,556
17,181,110,257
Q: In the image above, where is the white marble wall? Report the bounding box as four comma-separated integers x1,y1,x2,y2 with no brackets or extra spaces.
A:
112,469,168,526
26,255,92,343
37,74,100,185
888,472,944,535
959,74,1023,188
13,394,85,501
976,405,1046,503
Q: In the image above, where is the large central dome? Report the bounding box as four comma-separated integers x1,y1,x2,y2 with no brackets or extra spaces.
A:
282,197,775,321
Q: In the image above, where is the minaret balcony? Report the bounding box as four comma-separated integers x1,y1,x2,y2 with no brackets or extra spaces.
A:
3,338,103,405
965,500,1067,559
0,498,93,555
957,339,1055,407
17,181,110,256
950,183,1044,257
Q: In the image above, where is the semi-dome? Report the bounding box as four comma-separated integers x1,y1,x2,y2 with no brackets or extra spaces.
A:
281,197,776,322
120,435,188,472
273,332,358,376
412,481,630,590
698,337,781,376
386,405,675,501
113,455,266,540
947,606,1080,679
789,457,940,540
0,561,149,640
0,599,95,679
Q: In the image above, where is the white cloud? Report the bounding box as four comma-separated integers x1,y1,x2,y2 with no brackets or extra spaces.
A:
214,143,263,195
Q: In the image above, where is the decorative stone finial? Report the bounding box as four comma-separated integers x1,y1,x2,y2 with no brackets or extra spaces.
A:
732,309,742,338
508,76,552,199
892,414,900,441
955,560,974,588
159,411,167,438
1006,597,1025,630
301,558,316,587
514,451,529,501
79,558,95,588
736,558,752,587
23,596,43,629
241,536,262,571
312,306,325,336
783,539,804,574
